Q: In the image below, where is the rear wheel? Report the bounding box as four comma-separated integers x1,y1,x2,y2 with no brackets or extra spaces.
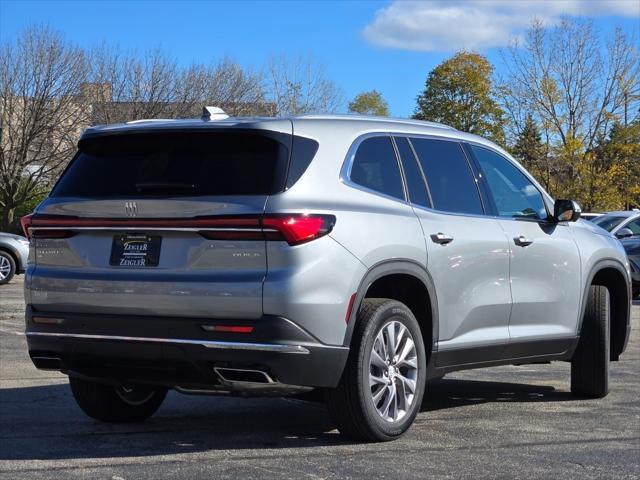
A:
571,285,610,399
326,298,427,441
0,251,16,285
69,376,167,423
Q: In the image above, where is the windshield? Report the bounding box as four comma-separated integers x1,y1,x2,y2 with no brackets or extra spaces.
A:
592,215,626,232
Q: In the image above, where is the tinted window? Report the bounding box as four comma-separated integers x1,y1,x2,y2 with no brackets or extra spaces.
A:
410,138,483,215
624,218,640,235
52,131,289,197
350,136,404,200
471,145,548,220
394,137,430,208
593,215,626,232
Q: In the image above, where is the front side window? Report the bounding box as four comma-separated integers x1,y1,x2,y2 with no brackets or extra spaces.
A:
470,145,548,221
350,136,405,200
410,138,483,215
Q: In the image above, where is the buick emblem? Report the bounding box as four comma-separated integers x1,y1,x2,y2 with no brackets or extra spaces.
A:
124,201,138,217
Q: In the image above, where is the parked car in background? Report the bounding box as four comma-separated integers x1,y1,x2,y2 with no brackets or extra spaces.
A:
620,236,640,299
592,211,640,239
581,212,603,222
21,111,632,441
0,232,29,285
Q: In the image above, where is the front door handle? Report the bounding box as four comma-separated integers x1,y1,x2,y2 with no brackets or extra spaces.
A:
430,232,454,245
514,235,534,247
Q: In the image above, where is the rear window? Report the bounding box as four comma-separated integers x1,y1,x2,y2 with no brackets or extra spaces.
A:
51,131,290,197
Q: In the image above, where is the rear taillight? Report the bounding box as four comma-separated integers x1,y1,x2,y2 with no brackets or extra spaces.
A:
20,213,33,239
21,213,335,245
262,214,335,245
22,214,76,239
198,217,263,241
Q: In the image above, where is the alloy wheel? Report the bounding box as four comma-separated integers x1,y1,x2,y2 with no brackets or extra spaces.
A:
368,320,419,422
0,256,11,281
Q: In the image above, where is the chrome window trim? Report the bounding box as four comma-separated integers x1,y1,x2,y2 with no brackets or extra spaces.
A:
26,331,310,354
340,131,502,220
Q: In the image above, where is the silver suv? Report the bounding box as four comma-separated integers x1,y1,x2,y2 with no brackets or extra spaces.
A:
23,113,632,441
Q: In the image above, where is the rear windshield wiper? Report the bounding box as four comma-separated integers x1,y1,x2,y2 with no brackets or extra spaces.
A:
135,182,196,193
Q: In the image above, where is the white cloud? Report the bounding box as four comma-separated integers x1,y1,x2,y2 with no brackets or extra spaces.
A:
362,0,639,52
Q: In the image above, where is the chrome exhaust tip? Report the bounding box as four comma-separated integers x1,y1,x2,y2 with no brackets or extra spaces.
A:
214,367,274,384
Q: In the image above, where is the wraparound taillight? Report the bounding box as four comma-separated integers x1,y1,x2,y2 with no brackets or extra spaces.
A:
20,213,33,239
21,212,336,245
262,214,336,245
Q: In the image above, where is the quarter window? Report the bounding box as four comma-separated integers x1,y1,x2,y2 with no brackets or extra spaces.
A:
410,138,483,215
470,145,548,220
350,136,405,200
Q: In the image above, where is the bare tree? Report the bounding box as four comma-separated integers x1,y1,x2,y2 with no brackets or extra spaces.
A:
501,18,639,152
0,25,88,230
183,57,268,116
88,48,269,123
266,55,343,115
88,46,187,123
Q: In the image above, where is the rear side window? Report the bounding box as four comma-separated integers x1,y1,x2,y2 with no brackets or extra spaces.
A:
410,138,483,215
349,136,405,200
51,131,290,197
470,145,548,220
394,137,430,208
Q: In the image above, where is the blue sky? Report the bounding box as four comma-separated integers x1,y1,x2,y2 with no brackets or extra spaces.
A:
1,0,638,116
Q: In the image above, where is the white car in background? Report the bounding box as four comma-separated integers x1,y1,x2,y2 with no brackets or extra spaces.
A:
0,232,30,284
592,211,640,239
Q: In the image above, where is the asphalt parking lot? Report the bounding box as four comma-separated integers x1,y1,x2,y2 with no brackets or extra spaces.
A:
1,276,638,479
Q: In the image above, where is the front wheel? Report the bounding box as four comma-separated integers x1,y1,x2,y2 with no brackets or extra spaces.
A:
326,298,427,441
69,376,167,423
571,285,610,398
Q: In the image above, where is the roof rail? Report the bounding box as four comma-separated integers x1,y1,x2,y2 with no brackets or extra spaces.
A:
125,119,172,125
292,114,456,130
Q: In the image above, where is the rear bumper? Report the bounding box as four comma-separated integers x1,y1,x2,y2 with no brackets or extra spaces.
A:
25,307,348,390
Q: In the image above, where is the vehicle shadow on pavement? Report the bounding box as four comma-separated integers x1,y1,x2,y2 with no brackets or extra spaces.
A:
422,378,574,412
0,376,576,461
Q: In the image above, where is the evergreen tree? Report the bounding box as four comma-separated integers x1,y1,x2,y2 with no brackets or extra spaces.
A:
512,115,549,188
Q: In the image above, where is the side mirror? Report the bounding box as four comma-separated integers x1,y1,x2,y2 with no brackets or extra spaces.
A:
554,199,581,222
615,228,634,239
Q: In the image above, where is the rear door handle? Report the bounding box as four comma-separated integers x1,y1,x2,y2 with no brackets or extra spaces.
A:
514,235,533,247
430,232,454,245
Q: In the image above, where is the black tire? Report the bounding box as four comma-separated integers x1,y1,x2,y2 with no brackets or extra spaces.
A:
69,376,167,423
325,298,427,442
571,285,610,399
0,251,16,285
